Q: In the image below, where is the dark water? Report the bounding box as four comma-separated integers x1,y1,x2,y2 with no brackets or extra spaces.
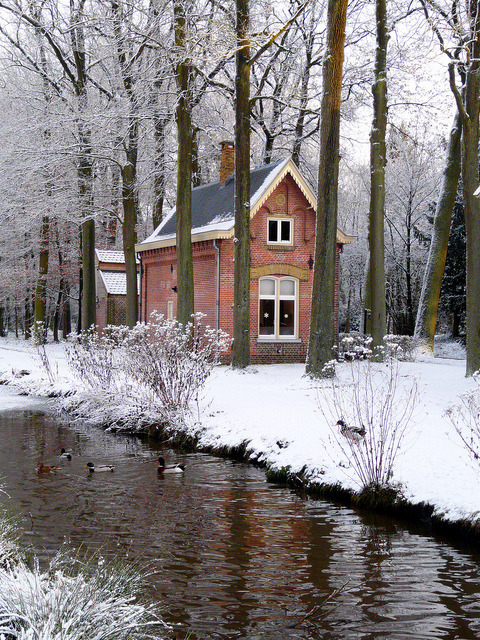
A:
0,390,479,639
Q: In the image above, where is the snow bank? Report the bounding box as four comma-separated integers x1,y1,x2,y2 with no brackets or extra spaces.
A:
0,337,479,537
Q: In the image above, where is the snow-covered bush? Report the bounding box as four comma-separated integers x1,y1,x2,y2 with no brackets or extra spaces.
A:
317,357,418,489
384,335,420,362
337,333,373,361
446,372,480,466
66,326,131,396
65,314,230,416
120,313,229,410
337,333,419,363
0,553,167,640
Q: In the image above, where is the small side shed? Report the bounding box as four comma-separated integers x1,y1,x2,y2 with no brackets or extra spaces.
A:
95,249,139,332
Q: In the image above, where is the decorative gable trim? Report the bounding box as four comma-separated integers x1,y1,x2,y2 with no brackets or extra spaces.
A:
251,159,316,217
250,263,311,281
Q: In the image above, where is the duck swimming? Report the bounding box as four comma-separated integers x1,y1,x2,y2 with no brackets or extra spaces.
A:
37,462,61,474
337,419,366,443
85,462,115,473
158,457,185,474
60,448,72,460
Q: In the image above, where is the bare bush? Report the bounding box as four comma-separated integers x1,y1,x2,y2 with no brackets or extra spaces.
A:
445,373,480,466
65,314,230,414
317,357,418,488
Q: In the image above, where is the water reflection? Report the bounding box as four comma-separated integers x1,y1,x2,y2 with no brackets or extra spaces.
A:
0,391,479,639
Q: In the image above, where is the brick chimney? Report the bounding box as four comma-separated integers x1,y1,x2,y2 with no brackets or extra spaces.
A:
219,140,234,185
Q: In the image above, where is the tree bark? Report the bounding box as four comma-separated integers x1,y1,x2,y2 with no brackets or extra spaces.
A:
368,0,387,353
153,112,168,230
231,0,251,368
121,156,139,327
34,214,49,341
414,111,462,352
174,0,194,327
306,0,348,376
448,10,480,375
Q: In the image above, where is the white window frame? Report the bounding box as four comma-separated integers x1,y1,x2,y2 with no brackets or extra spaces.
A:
267,217,293,245
258,276,298,339
167,300,174,320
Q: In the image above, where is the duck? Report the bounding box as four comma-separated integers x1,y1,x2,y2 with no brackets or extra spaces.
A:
60,448,72,460
37,461,61,473
337,419,366,443
158,457,185,474
85,462,115,473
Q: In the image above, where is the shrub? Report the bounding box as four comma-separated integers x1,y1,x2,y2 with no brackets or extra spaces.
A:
65,314,230,415
446,372,480,466
317,357,418,489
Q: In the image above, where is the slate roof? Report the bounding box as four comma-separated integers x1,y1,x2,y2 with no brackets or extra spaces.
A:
136,157,354,252
139,158,291,249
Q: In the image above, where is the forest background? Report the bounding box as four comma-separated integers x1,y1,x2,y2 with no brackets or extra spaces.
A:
0,0,468,367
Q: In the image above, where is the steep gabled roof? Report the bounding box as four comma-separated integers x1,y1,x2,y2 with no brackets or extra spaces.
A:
136,157,353,252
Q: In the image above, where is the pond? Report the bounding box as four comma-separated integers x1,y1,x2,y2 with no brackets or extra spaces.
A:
0,388,479,639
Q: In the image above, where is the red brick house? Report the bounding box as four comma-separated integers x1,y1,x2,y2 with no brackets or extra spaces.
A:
136,144,353,363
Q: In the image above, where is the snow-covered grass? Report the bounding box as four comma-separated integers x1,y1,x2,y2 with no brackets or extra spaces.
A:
0,334,479,533
0,551,167,640
0,511,23,570
0,507,168,640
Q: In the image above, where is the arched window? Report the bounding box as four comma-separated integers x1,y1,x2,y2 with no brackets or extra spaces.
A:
259,276,298,339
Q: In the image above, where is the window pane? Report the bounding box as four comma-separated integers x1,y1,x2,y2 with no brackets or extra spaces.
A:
259,299,275,335
280,220,291,242
279,279,295,296
260,278,276,296
279,300,295,335
268,220,278,242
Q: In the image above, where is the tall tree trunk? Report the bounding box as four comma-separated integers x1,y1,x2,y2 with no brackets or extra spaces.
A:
174,0,194,327
32,21,51,344
448,9,480,375
153,112,168,230
306,0,348,376
121,154,138,327
414,112,462,352
368,0,387,352
232,0,251,368
34,214,49,341
111,0,139,327
71,2,96,332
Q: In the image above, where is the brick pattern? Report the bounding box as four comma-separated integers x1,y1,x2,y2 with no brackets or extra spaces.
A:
140,174,341,363
219,141,235,185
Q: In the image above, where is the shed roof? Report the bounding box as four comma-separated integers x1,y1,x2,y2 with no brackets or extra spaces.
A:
99,271,140,296
95,249,139,265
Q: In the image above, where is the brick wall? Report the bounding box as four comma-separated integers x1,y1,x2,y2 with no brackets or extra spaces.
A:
140,174,341,364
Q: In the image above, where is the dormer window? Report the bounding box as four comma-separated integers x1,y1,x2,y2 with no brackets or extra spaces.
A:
268,218,293,245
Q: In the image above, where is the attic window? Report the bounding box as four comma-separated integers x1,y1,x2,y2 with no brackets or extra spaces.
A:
268,218,292,245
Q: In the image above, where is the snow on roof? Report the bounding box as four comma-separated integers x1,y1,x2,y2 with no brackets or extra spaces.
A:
99,271,140,296
95,249,139,265
139,159,288,248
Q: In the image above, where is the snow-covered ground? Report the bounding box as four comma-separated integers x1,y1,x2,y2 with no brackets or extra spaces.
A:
0,336,478,528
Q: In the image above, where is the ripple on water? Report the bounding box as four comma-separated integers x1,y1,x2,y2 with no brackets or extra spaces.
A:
0,401,479,639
